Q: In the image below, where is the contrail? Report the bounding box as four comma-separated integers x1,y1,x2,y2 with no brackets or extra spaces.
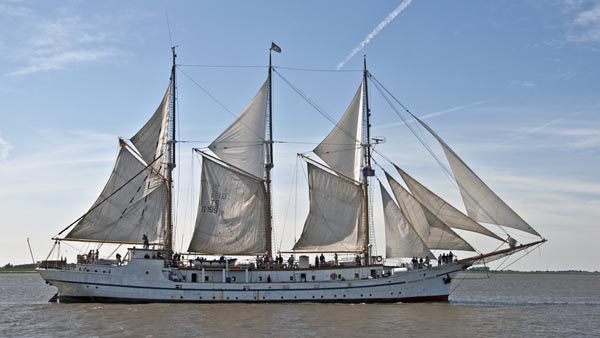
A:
372,99,491,130
336,0,413,70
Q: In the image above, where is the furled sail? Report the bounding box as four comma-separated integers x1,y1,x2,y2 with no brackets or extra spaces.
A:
188,155,267,255
313,82,363,181
410,115,540,236
65,148,167,243
209,80,268,178
385,172,474,251
293,163,364,252
395,165,503,241
380,182,434,259
131,85,171,170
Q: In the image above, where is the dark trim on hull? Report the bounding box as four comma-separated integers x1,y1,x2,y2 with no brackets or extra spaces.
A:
56,294,449,304
399,294,448,303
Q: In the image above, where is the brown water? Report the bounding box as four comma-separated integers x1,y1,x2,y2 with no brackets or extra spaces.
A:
1,272,599,337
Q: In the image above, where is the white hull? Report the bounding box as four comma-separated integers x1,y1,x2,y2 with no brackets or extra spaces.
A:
39,258,467,303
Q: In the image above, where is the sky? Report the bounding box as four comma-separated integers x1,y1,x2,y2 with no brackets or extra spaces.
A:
0,0,599,271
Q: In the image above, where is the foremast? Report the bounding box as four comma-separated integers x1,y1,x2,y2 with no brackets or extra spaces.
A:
165,47,177,259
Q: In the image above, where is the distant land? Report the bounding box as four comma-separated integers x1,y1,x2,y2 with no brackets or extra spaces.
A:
466,267,599,275
1,263,598,274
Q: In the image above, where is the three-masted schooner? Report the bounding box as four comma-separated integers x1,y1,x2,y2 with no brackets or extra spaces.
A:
38,46,545,303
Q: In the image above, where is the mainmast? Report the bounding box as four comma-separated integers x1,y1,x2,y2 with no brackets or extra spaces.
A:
166,47,177,259
264,45,277,258
362,55,372,264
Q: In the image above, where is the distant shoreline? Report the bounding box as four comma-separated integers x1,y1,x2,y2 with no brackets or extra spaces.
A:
463,270,599,275
0,268,38,273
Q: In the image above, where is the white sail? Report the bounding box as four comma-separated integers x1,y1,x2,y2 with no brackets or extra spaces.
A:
439,144,540,236
65,148,167,243
314,82,363,181
293,163,364,252
380,182,434,259
188,155,267,255
130,85,171,168
395,166,503,241
209,80,268,178
411,115,540,236
386,172,473,251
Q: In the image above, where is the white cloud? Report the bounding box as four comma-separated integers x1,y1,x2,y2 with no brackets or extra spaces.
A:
1,3,131,76
574,2,600,25
0,134,13,160
567,2,600,42
336,0,413,70
518,81,535,87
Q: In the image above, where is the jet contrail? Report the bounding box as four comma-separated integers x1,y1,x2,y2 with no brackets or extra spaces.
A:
372,99,491,130
336,0,413,70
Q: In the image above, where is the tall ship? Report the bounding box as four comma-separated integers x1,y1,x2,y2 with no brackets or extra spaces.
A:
38,46,546,303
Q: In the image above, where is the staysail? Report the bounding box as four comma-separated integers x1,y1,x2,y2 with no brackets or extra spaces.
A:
380,182,434,259
407,114,540,236
385,172,473,251
209,80,268,179
293,163,364,252
188,155,267,255
313,82,363,181
395,165,502,241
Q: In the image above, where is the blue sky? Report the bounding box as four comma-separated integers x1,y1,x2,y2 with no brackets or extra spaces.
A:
0,0,599,271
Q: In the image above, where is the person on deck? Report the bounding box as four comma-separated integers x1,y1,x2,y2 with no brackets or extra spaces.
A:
314,255,319,268
142,234,149,249
319,253,325,266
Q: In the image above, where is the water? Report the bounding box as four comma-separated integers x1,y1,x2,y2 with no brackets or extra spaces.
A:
1,272,599,337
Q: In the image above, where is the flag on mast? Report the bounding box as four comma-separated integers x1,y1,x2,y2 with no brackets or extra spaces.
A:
270,42,282,53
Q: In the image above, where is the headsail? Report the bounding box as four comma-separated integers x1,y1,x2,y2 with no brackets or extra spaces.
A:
188,155,267,255
410,115,540,236
65,148,167,243
209,80,268,178
385,172,474,251
293,163,364,252
395,165,503,241
313,82,363,181
380,182,434,259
